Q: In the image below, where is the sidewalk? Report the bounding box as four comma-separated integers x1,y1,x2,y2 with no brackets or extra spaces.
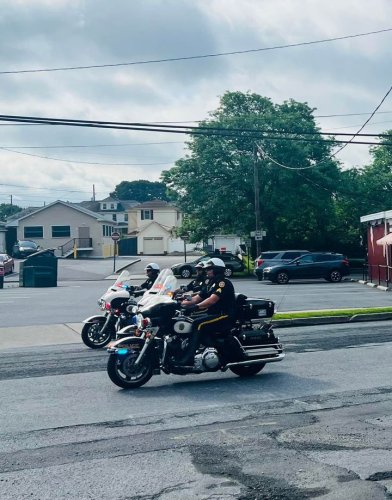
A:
1,309,392,351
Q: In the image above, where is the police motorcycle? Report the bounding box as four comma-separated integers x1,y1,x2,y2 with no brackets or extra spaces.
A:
106,269,284,389
81,270,140,349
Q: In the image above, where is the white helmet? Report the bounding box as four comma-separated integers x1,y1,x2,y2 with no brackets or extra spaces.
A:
203,257,226,274
195,261,205,269
145,262,160,272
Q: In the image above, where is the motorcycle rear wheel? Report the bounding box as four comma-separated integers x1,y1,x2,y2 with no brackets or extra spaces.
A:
107,352,153,388
81,320,114,349
229,363,265,377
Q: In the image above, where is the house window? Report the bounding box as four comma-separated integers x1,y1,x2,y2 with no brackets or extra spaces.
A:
52,226,70,238
124,213,128,222
110,203,115,209
102,225,113,237
24,226,43,238
112,214,117,222
141,209,153,220
102,203,107,210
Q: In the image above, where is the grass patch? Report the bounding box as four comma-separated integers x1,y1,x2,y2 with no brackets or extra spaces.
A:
274,306,392,320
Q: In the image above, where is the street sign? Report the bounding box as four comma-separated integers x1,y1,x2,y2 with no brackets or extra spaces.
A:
251,230,266,238
111,232,120,241
255,235,263,241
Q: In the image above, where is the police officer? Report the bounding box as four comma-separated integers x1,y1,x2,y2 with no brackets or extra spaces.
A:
179,257,235,365
138,262,160,291
176,261,208,298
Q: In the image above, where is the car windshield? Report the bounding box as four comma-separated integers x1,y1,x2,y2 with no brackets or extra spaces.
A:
19,241,37,248
0,255,5,262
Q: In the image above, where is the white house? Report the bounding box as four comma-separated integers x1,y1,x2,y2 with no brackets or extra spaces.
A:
127,200,188,255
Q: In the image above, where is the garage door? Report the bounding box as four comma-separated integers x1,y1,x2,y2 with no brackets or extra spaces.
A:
143,237,164,254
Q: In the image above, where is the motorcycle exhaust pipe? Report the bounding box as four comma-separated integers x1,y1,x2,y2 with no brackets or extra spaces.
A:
225,354,285,368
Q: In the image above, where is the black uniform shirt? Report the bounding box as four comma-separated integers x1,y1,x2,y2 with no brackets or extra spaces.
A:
199,275,235,316
185,274,207,294
140,277,156,290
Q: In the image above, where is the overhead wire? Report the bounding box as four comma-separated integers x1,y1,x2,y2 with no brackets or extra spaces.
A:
1,27,391,76
332,83,392,156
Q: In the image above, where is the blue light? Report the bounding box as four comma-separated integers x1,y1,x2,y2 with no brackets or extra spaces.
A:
117,348,128,355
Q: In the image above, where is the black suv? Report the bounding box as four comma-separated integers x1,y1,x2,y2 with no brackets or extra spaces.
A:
254,250,310,280
171,252,245,278
263,252,350,284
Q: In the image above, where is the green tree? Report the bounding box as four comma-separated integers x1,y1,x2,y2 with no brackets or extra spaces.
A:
162,91,341,250
110,180,170,202
0,203,22,222
331,131,392,257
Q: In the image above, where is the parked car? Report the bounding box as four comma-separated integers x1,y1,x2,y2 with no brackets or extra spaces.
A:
263,252,350,284
12,240,40,258
171,252,245,278
254,250,310,280
0,254,14,275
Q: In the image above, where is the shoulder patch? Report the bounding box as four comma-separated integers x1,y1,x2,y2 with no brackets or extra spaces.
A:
219,281,225,288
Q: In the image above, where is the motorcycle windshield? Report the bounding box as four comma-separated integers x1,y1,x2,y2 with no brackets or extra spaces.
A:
112,270,132,289
146,268,174,295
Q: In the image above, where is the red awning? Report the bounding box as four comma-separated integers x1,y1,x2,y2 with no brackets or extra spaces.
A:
376,233,392,245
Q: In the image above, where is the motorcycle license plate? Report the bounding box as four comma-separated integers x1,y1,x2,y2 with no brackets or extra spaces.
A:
257,310,267,317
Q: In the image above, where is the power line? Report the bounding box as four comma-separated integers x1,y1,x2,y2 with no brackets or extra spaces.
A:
0,115,392,151
315,110,392,118
0,147,176,166
0,141,183,150
332,83,392,156
1,28,391,76
0,113,391,139
0,182,96,193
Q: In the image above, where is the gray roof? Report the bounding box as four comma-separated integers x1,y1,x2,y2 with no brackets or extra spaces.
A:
135,199,177,209
78,199,139,213
6,200,116,225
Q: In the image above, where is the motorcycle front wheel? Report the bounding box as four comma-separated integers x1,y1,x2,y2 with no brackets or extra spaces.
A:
107,352,153,389
81,319,114,349
229,363,265,377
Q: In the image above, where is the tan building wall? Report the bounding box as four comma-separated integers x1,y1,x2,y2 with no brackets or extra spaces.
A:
16,204,115,257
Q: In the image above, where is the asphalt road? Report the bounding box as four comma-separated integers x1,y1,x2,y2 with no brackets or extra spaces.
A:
1,258,392,498
1,321,392,498
0,258,390,327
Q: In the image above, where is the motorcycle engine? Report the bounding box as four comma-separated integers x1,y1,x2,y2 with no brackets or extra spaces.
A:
173,320,193,334
194,348,220,372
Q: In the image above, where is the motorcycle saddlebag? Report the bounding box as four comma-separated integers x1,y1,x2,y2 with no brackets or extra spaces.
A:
237,297,275,321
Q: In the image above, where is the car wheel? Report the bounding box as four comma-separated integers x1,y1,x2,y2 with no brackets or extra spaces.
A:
224,266,233,277
329,270,342,283
276,272,289,284
180,267,192,279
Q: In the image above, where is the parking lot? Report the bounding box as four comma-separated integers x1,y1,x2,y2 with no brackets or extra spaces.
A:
1,256,391,328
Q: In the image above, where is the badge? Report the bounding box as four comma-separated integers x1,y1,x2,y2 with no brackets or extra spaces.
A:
219,281,225,288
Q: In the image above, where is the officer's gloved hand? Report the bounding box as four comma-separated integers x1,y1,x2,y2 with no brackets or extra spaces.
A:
183,304,199,315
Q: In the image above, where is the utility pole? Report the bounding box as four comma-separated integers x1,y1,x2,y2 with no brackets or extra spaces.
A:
253,144,261,257
10,195,12,206
92,184,96,202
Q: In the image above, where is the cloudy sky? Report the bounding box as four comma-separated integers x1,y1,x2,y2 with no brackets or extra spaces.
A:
0,0,391,208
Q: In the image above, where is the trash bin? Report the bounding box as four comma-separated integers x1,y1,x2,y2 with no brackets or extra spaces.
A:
20,249,58,287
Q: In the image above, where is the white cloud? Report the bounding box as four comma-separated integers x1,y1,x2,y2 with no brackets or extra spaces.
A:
0,0,391,207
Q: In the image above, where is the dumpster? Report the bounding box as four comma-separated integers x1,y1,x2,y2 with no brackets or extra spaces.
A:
19,249,58,287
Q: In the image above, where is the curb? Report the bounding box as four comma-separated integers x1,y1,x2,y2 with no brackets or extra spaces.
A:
273,311,392,328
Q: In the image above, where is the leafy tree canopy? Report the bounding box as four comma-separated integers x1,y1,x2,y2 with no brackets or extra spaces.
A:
0,203,22,222
162,91,341,249
110,180,170,203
